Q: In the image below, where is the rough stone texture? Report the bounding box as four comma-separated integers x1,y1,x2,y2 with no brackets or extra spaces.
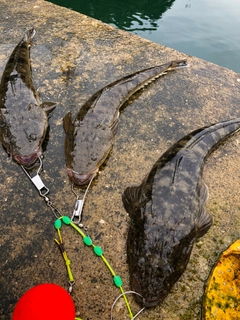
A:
0,1,239,319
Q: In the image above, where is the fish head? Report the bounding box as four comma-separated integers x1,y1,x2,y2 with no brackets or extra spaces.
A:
65,135,113,186
64,112,113,185
128,225,196,308
65,141,110,185
0,106,48,167
9,127,45,167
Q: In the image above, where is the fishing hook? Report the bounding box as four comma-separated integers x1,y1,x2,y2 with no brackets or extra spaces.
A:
110,291,145,320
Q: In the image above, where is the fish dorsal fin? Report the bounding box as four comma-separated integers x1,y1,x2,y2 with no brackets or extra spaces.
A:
63,111,73,134
41,102,57,114
197,181,212,238
122,185,142,218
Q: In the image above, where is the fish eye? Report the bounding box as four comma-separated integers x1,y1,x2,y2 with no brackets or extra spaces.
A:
90,155,97,162
29,133,37,141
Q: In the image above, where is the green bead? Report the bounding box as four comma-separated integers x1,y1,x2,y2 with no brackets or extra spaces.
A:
62,216,71,225
113,275,123,288
54,219,62,229
83,236,92,246
94,246,103,256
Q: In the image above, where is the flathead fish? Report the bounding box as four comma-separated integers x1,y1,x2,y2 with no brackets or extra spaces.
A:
122,118,240,308
63,59,188,185
0,28,56,167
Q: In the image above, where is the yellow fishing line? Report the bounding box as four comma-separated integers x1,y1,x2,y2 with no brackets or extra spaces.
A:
54,223,74,283
119,286,134,318
54,216,134,319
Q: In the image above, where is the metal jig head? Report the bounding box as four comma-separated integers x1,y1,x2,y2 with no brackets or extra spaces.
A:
71,174,95,227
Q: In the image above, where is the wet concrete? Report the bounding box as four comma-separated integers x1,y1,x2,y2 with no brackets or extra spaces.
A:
0,1,239,319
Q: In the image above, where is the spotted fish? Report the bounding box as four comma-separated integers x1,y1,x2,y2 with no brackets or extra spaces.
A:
0,28,56,167
122,118,240,308
63,59,188,185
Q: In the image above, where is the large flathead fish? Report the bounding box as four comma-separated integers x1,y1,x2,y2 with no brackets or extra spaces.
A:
122,118,240,308
0,28,56,167
63,59,188,185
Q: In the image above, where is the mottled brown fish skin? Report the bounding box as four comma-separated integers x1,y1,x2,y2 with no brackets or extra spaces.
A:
63,59,188,185
122,118,240,308
0,28,56,167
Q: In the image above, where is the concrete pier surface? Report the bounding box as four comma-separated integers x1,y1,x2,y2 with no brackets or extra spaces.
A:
0,1,239,319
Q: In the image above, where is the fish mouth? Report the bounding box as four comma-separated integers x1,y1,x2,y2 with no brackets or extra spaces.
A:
13,150,41,167
131,275,162,308
67,168,97,185
141,297,161,308
132,290,160,308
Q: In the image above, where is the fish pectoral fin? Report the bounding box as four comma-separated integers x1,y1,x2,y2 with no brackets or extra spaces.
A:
122,185,141,217
109,116,119,135
41,102,57,114
197,182,212,238
63,111,73,134
197,209,213,238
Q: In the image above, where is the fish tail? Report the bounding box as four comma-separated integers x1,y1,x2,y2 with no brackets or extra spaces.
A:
187,118,240,156
23,27,36,45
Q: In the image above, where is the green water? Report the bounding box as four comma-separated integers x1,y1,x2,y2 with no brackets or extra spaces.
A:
50,0,240,73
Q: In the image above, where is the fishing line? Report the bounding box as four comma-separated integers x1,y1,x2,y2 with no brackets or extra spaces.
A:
110,291,145,320
70,174,96,228
54,216,136,319
21,158,144,319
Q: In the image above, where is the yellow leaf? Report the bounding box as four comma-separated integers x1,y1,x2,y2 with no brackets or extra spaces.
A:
202,240,240,319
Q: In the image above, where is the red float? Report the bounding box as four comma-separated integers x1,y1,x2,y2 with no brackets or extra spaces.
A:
12,283,75,320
